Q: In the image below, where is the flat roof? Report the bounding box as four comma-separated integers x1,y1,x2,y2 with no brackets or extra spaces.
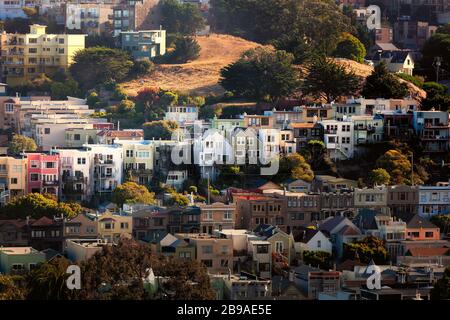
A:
0,247,37,255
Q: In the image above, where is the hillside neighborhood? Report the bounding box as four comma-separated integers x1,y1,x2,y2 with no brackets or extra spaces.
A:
0,0,449,302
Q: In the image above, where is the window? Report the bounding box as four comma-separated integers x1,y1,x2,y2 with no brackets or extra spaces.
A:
74,134,81,141
44,128,50,134
275,241,284,253
202,245,213,254
103,222,114,230
10,178,18,184
221,245,228,254
224,211,232,221
29,38,37,44
317,240,321,248
126,150,134,157
46,162,55,168
256,244,269,254
179,251,191,259
204,211,213,221
5,103,14,113
77,158,86,165
425,232,434,238
12,263,24,271
58,48,64,54
220,259,229,267
120,222,129,229
59,38,65,44
29,263,38,271
29,48,37,53
201,260,213,268
30,173,39,181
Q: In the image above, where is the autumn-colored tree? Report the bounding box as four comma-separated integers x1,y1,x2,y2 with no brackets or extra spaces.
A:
142,120,179,140
112,182,156,209
376,150,412,185
368,168,391,186
8,134,37,154
0,275,26,300
302,251,332,270
343,236,389,265
283,153,314,182
0,193,81,219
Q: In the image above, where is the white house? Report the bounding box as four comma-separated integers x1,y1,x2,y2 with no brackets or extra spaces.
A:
248,239,272,279
320,119,355,160
164,105,199,124
231,127,258,166
83,144,123,195
294,228,333,255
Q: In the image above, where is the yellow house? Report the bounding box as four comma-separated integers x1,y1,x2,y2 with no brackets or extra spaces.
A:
116,140,154,186
0,156,28,204
97,211,133,244
0,24,86,86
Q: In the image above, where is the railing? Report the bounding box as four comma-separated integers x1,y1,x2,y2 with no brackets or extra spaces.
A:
43,180,59,186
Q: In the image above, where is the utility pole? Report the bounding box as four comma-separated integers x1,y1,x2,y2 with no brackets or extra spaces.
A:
433,57,442,83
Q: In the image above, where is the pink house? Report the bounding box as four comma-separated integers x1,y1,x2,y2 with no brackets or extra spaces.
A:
26,153,60,197
406,215,440,241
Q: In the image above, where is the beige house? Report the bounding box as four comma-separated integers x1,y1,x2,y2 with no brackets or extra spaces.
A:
267,229,295,265
354,186,389,214
116,139,154,186
197,202,236,234
64,213,98,239
0,156,28,205
0,24,86,85
97,211,132,243
374,51,415,76
175,233,233,275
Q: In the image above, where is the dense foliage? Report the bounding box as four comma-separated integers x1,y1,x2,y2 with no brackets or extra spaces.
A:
361,63,409,99
343,236,389,265
112,182,156,208
161,0,206,35
8,134,37,154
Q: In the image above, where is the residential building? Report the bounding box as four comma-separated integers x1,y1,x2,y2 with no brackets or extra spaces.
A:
319,216,363,258
0,24,86,86
319,191,355,220
65,127,103,147
387,185,419,217
382,111,414,140
0,0,39,20
243,114,274,129
97,129,144,144
372,50,415,75
294,228,333,255
0,219,32,246
65,239,109,263
301,105,334,122
117,139,154,185
394,19,438,50
132,208,168,242
413,110,450,155
65,2,115,35
97,211,132,243
285,179,311,193
293,265,341,299
120,29,166,59
57,148,92,202
266,228,295,265
320,119,355,160
25,152,60,196
29,216,64,252
406,215,440,241
0,155,28,205
230,127,258,166
375,28,394,44
265,108,302,129
279,129,296,155
352,115,384,155
222,273,272,300
418,185,450,218
312,175,357,193
247,239,272,279
354,186,389,214
166,206,201,234
176,233,233,274
85,144,123,195
211,117,244,140
165,170,188,191
0,246,46,274
112,0,161,36
64,213,98,240
197,202,236,234
289,122,323,150
157,233,195,259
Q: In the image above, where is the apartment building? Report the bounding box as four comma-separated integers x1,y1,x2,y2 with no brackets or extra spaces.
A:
243,114,274,129
0,218,32,246
265,108,302,129
97,129,144,144
117,139,154,185
0,247,46,274
65,239,108,263
320,119,355,160
176,233,233,274
247,239,272,279
406,215,440,241
197,202,236,234
112,0,161,36
56,148,92,202
0,24,86,86
0,0,38,20
97,211,132,243
301,105,334,122
0,156,28,205
25,152,60,196
230,128,258,166
382,111,414,140
132,208,168,242
354,186,389,214
65,127,103,147
29,216,64,252
222,273,272,300
211,117,244,140
353,115,384,145
319,191,355,220
120,29,166,59
166,206,201,234
387,185,419,217
65,2,115,35
64,213,98,240
418,185,450,218
413,111,450,155
85,144,123,195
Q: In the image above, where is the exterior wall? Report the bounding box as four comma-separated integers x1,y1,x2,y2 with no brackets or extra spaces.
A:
248,241,272,279
66,3,114,35
25,152,60,196
320,119,354,160
354,187,388,212
198,202,236,234
406,227,440,241
0,156,28,203
120,29,166,59
97,212,132,243
65,239,104,263
387,185,419,216
64,214,98,239
418,186,450,218
0,247,46,274
117,140,154,185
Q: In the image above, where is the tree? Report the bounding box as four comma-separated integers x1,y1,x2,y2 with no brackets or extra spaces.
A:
142,120,179,140
26,257,77,300
0,275,26,300
0,193,81,219
343,236,389,264
70,47,134,90
302,57,361,103
368,168,391,186
421,31,450,81
333,32,367,63
430,214,450,235
220,47,299,101
431,266,450,300
131,59,155,77
161,0,205,35
278,153,314,183
118,99,136,114
112,182,156,209
301,140,326,170
166,37,201,64
376,150,415,185
421,82,450,111
86,91,101,108
78,239,215,300
136,86,163,121
303,251,332,270
361,63,409,99
8,134,37,154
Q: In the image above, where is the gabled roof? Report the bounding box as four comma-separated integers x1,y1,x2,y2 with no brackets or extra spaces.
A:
407,215,438,229
31,216,54,227
319,216,347,233
406,247,450,257
254,224,277,237
97,129,144,138
293,228,321,243
374,43,399,51
337,225,361,236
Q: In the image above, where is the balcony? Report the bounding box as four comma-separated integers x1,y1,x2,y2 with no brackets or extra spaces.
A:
131,168,153,175
420,135,449,141
43,180,59,186
325,129,337,134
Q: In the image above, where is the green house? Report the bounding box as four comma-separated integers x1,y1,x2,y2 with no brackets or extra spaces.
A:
0,247,46,274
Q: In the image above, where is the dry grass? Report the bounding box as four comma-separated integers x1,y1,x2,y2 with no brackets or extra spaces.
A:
120,34,263,97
